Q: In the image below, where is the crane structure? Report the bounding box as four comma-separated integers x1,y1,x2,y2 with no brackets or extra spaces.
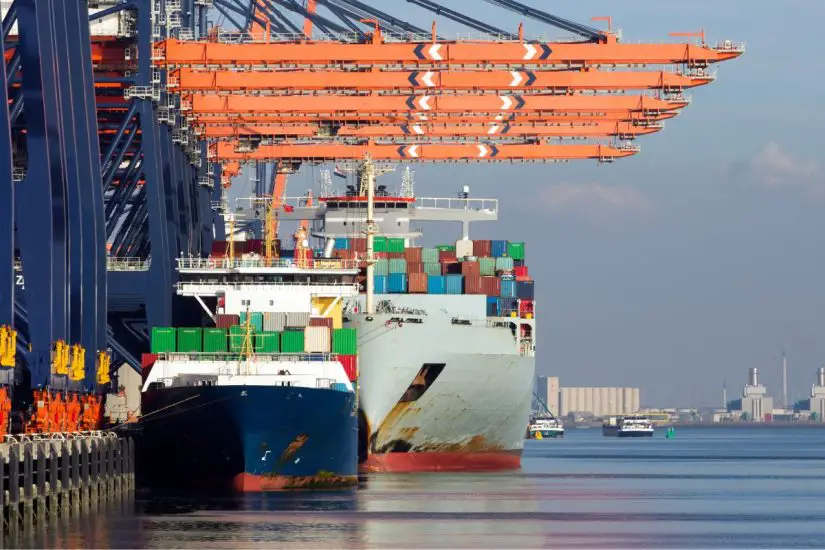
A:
0,0,742,436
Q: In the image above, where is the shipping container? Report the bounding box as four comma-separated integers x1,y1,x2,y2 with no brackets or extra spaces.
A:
473,239,492,257
427,275,446,294
423,262,442,276
500,278,517,298
388,273,408,293
387,237,405,253
481,276,501,297
408,273,428,293
373,236,388,253
491,240,508,258
387,252,404,260
479,257,496,276
247,239,263,254
498,297,518,316
442,261,461,275
338,355,358,381
455,239,474,258
150,327,176,354
374,258,389,276
507,241,525,260
445,274,464,295
255,332,281,353
421,247,439,263
439,250,457,263
330,382,350,392
406,261,424,274
514,266,528,279
404,247,422,262
436,245,456,252
215,314,240,329
486,296,499,317
519,299,535,317
239,311,264,332
311,297,343,329
351,238,367,253
334,237,350,250
304,326,331,353
516,280,535,300
374,275,389,293
495,257,515,272
374,252,389,260
513,259,525,267
141,353,159,371
461,260,480,278
229,325,255,353
333,328,358,355
203,328,228,353
281,330,305,353
286,312,310,328
389,258,407,274
263,311,287,332
465,275,483,294
309,317,334,329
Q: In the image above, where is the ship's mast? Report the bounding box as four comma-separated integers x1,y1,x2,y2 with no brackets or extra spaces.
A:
363,156,377,315
782,352,788,410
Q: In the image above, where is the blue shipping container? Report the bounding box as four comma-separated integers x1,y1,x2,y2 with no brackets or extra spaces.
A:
486,296,499,316
445,274,464,295
516,280,535,300
334,238,350,250
498,297,518,316
427,275,446,294
514,259,525,267
491,240,508,257
500,278,517,298
389,273,408,293
374,275,389,294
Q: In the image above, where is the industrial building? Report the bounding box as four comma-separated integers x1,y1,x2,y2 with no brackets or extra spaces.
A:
559,386,641,417
806,368,825,421
535,376,560,416
736,368,774,422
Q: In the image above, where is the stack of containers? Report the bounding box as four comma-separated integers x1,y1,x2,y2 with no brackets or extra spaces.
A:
389,256,407,293
333,327,359,383
203,328,228,353
255,332,281,353
281,330,305,353
286,312,310,329
215,314,239,329
150,327,176,353
263,312,286,332
304,326,331,353
177,328,203,353
409,272,428,293
239,312,264,332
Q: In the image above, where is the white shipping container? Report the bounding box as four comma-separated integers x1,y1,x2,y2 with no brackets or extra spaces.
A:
263,312,286,332
287,312,310,328
455,239,473,258
304,326,330,353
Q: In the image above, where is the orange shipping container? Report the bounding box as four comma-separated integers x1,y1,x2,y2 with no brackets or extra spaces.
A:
480,276,501,296
465,274,483,294
407,261,424,274
461,261,480,278
473,240,492,257
408,273,428,293
404,247,423,262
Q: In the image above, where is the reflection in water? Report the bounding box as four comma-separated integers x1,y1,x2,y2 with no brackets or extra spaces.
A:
11,428,825,549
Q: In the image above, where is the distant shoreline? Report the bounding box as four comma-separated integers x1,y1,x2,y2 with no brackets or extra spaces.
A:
669,422,825,429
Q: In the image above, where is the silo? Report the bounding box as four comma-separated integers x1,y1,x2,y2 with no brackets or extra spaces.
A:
631,388,641,413
582,387,592,416
622,388,633,414
608,387,619,415
600,388,610,417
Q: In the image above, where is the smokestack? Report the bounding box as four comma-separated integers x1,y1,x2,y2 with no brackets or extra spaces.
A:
782,353,788,409
818,367,825,387
723,380,727,409
749,367,759,387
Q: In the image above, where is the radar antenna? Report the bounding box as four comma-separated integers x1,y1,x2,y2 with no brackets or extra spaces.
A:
319,169,334,198
400,166,415,198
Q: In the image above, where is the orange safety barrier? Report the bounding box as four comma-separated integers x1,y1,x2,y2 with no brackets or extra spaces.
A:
0,387,11,438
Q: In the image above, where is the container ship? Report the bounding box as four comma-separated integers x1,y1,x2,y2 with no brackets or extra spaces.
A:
279,164,536,472
138,222,361,491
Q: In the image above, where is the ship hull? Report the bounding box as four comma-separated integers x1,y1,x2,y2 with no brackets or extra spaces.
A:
347,298,535,473
602,426,654,437
138,385,358,491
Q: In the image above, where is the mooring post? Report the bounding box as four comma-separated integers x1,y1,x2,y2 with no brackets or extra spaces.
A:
0,445,6,531
80,439,90,510
8,444,20,534
48,443,59,519
22,442,33,531
71,440,81,513
90,437,100,505
60,441,70,516
35,441,47,524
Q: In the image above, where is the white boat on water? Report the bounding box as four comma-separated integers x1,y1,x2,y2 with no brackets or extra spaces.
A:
602,415,654,437
528,415,564,439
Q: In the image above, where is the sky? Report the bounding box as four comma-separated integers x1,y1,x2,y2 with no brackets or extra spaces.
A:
227,1,825,408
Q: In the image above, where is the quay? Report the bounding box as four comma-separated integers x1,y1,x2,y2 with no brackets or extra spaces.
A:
1,432,134,534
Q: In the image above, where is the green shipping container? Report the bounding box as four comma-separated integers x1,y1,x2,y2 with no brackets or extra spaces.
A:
507,241,525,260
333,328,358,355
281,330,305,353
177,328,203,353
203,328,228,353
479,257,496,276
373,236,388,253
255,331,281,353
423,262,442,276
374,259,389,276
229,325,255,353
387,237,405,253
389,258,407,274
495,257,515,271
150,327,176,353
239,311,264,332
421,247,439,263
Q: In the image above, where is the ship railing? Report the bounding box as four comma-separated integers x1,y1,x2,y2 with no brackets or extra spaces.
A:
107,257,152,271
3,431,115,444
175,280,361,294
154,352,341,363
176,257,359,271
415,196,498,214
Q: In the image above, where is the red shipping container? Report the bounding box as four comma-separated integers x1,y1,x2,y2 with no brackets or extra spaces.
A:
473,240,492,257
351,238,367,253
216,314,240,329
338,355,358,382
141,353,159,380
407,261,424,274
514,266,528,278
387,252,404,259
247,239,263,254
480,276,501,296
408,273,428,293
461,261,480,278
519,299,534,316
442,261,461,275
309,317,334,329
465,275,483,294
516,276,531,282
404,247,423,262
439,250,457,262
211,240,228,255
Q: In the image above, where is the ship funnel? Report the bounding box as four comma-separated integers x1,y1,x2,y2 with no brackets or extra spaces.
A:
749,367,759,386
322,238,335,259
818,367,825,387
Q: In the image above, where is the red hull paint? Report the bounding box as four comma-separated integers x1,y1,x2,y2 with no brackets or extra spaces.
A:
233,473,358,492
360,450,522,473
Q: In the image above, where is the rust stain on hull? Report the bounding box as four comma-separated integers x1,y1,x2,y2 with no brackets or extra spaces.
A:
234,472,357,492
278,433,309,465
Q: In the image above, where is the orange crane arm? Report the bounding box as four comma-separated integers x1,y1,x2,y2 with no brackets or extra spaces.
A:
210,142,639,162
172,67,713,92
158,39,743,68
186,94,687,115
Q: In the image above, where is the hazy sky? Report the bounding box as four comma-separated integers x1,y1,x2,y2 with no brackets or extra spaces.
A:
230,1,825,407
